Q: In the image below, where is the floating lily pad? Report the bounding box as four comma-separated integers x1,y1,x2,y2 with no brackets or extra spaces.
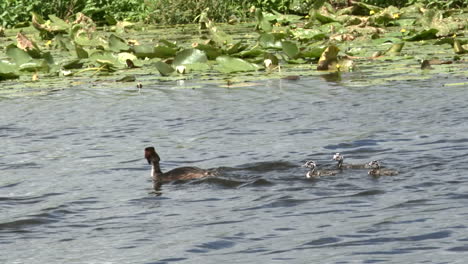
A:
215,56,257,73
154,61,175,76
173,49,208,66
6,44,32,65
282,41,299,59
108,34,130,52
406,28,439,41
0,61,19,80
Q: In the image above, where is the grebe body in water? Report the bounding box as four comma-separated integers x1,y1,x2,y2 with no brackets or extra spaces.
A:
332,153,370,169
302,160,340,178
145,147,214,188
367,160,399,176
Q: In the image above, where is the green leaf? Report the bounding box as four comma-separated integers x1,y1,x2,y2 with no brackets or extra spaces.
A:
132,45,177,59
61,59,84,69
259,33,283,49
6,44,32,65
19,59,49,72
75,45,89,59
173,49,208,66
153,45,177,58
116,75,136,82
282,41,299,59
214,56,257,73
154,61,175,76
108,34,130,52
406,28,439,41
317,45,340,71
0,61,19,81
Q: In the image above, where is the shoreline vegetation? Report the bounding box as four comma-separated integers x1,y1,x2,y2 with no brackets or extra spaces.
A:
0,0,466,89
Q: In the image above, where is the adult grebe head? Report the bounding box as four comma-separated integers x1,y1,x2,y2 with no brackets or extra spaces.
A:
145,147,160,164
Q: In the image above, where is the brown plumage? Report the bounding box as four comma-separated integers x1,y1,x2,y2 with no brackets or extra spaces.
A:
145,147,214,189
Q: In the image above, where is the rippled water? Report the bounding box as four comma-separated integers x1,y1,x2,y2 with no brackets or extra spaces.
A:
2,74,468,263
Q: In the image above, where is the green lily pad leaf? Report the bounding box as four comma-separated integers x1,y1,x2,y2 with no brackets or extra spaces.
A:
238,48,263,59
226,41,248,55
61,59,84,69
215,55,257,73
132,45,156,59
48,15,69,31
31,12,68,37
154,61,175,76
159,39,178,49
312,11,337,24
282,41,299,59
153,45,177,58
173,49,208,66
301,47,326,59
55,34,74,51
132,45,176,59
292,28,327,41
75,45,89,59
384,42,405,54
90,51,122,68
184,62,210,72
454,39,466,54
108,34,130,52
406,28,438,41
0,61,19,80
193,43,222,60
255,9,272,32
259,33,283,49
116,75,136,82
317,45,340,71
117,52,138,65
19,59,49,72
6,44,32,65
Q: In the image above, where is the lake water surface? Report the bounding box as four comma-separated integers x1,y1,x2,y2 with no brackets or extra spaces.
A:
2,73,468,263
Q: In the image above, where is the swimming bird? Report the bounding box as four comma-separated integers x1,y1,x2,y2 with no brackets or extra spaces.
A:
302,160,340,178
332,153,370,169
145,146,214,189
367,160,398,176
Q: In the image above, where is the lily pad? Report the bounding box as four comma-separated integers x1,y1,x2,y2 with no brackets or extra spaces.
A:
317,45,340,71
282,41,299,59
0,61,19,80
6,44,32,65
173,49,208,66
406,28,439,41
154,61,175,76
215,56,257,73
108,34,130,52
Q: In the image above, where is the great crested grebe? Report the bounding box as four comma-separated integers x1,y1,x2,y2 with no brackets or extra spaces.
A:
302,160,340,178
332,153,370,169
145,147,214,189
367,160,399,176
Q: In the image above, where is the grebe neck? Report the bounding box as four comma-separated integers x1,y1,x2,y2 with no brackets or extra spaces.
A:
150,160,163,182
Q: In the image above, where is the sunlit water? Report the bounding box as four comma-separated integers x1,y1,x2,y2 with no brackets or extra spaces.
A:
2,73,468,263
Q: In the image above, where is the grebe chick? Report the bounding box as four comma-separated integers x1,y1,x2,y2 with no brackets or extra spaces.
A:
302,160,340,178
145,147,214,188
367,160,398,176
332,153,370,169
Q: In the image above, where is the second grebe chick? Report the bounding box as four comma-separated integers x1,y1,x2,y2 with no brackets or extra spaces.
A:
302,160,340,178
367,160,399,176
333,153,370,169
145,146,214,189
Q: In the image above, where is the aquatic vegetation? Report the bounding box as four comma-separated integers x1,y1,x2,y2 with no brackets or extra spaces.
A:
0,3,466,94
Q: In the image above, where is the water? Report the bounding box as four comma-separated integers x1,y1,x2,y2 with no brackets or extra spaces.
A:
1,74,468,263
